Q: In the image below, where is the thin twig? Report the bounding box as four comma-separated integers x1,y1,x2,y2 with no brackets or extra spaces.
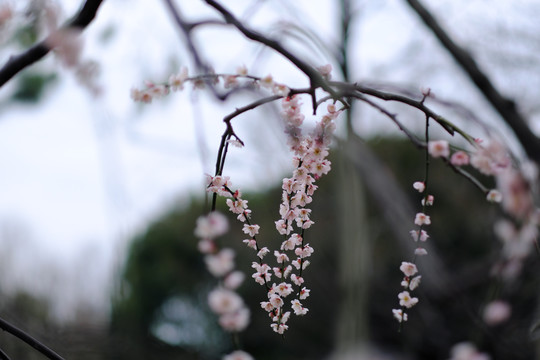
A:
0,317,65,360
0,347,11,360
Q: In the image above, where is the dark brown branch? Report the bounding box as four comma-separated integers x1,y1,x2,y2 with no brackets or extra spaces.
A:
0,0,103,88
0,316,65,360
0,346,11,360
405,0,540,163
203,0,339,112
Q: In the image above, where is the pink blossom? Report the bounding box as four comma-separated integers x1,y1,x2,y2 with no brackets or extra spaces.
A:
205,248,235,277
400,261,418,277
219,307,250,332
414,212,431,226
290,274,304,286
270,323,288,334
224,271,245,290
409,275,421,290
398,291,419,308
450,151,470,166
275,282,293,297
257,247,270,259
208,288,243,315
483,300,511,326
223,350,254,360
410,229,429,242
291,299,309,315
260,74,274,88
317,64,333,80
168,67,188,90
428,140,450,158
242,224,260,237
269,294,284,308
242,239,257,250
392,309,408,322
422,195,434,206
299,287,310,300
449,342,491,360
413,181,425,193
415,247,428,256
195,212,229,239
236,64,248,76
486,189,502,203
274,251,289,264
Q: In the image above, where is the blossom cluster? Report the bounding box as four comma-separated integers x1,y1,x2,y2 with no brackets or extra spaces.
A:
205,94,340,334
194,212,251,334
428,138,539,279
392,180,431,323
130,65,290,103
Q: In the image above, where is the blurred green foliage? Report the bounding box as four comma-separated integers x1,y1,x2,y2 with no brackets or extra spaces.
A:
109,138,538,360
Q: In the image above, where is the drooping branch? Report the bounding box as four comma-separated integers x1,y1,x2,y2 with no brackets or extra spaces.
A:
404,0,540,163
0,316,65,360
0,0,104,88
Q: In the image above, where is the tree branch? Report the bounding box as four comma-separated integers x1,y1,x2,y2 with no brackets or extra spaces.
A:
0,0,104,88
203,0,339,112
0,316,65,360
404,0,540,163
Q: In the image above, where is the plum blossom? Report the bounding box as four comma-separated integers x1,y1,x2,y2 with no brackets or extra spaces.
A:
392,309,408,322
450,151,470,166
413,181,425,192
400,262,418,277
410,229,429,242
428,140,450,158
242,224,260,237
449,342,491,360
483,300,511,326
414,212,431,226
398,291,419,308
223,350,254,360
195,212,229,239
205,248,235,277
486,189,502,203
208,288,244,315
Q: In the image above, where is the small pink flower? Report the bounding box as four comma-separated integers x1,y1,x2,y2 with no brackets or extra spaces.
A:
413,181,425,193
400,261,418,277
422,195,434,206
242,224,260,237
415,247,428,256
223,350,254,360
486,189,502,203
414,212,431,226
392,309,408,322
483,300,511,325
428,140,450,158
450,151,470,166
398,291,419,308
409,275,421,290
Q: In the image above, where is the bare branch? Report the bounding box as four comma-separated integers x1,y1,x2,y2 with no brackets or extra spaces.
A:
0,316,65,360
0,0,104,88
404,0,540,163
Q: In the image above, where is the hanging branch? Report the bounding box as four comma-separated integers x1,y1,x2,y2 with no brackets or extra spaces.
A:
404,0,540,163
0,0,104,88
0,317,65,360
